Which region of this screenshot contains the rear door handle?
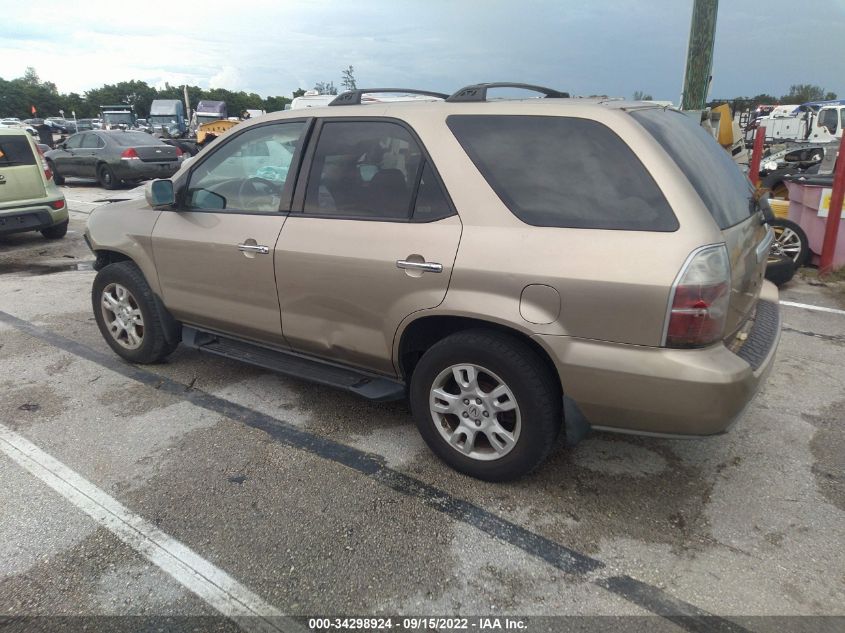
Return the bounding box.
[396,259,443,273]
[238,243,269,255]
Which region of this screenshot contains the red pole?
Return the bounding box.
[819,134,845,276]
[748,125,766,187]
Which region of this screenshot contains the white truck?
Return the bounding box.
[758,100,845,143]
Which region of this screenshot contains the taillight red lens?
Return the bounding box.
[665,245,731,348]
[36,145,53,181]
[174,146,183,157]
[121,147,139,159]
[50,199,65,210]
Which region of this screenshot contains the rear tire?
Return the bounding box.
[770,218,810,267]
[92,261,179,363]
[97,163,118,190]
[40,220,68,240]
[765,254,796,287]
[409,329,561,481]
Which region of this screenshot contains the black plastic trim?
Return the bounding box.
[329,88,448,106]
[182,326,405,401]
[735,300,780,371]
[447,82,569,103]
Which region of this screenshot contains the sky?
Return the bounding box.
[1,0,843,103]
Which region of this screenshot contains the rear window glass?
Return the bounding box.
[631,109,754,229]
[446,115,678,231]
[109,132,159,146]
[0,135,36,166]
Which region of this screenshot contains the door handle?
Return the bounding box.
[396,259,443,273]
[238,243,269,255]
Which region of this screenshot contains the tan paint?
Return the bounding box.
[87,98,779,438]
[275,215,461,373]
[151,211,288,345]
[519,285,560,325]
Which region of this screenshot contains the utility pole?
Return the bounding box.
[680,0,719,111]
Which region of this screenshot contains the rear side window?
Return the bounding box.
[81,134,105,149]
[0,135,36,166]
[303,121,423,220]
[446,115,678,231]
[631,109,754,229]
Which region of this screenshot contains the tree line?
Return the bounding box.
[706,84,838,113]
[0,67,359,120]
[634,84,838,110]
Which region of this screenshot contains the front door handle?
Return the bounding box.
[396,259,443,273]
[238,243,269,255]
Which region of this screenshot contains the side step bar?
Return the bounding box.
[182,327,406,402]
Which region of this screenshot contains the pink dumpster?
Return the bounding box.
[785,178,845,269]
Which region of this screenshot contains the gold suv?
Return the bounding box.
[85,84,781,481]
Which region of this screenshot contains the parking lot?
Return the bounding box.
[1,180,844,631]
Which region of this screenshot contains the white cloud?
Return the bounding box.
[1,0,843,101]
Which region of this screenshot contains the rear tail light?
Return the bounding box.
[664,245,731,348]
[49,199,65,210]
[36,145,53,181]
[120,147,139,160]
[174,146,183,157]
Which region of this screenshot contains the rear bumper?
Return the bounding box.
[536,281,781,437]
[0,199,68,235]
[113,159,180,181]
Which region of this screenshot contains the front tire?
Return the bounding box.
[410,330,561,481]
[92,261,179,363]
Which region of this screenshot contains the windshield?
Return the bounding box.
[103,113,133,125]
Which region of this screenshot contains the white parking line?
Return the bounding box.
[0,423,303,633]
[780,300,845,316]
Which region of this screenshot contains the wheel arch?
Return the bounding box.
[396,314,562,390]
[92,253,181,347]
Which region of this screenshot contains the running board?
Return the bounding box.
[182,327,405,402]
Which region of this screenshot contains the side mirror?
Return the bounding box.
[145,179,175,208]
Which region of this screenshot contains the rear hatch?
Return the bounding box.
[0,134,46,205]
[112,132,179,162]
[632,108,769,336]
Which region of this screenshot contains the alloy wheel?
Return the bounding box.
[429,364,521,461]
[100,283,144,350]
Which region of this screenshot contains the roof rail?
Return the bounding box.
[329,88,450,106]
[446,83,570,103]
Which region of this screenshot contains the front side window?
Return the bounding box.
[303,121,423,219]
[65,134,84,149]
[186,121,305,213]
[819,108,838,134]
[447,115,678,231]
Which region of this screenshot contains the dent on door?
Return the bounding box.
[275,215,462,374]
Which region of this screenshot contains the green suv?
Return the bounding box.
[0,128,68,239]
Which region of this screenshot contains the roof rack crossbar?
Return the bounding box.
[446,83,570,103]
[329,88,450,106]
